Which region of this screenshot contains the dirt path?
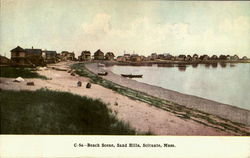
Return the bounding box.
[0,62,233,135]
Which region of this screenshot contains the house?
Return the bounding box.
[230,55,239,60]
[124,54,131,61]
[61,51,75,61]
[185,55,192,61]
[116,56,126,62]
[130,54,141,62]
[145,56,151,61]
[192,54,199,61]
[219,55,227,60]
[176,55,186,61]
[0,55,11,66]
[56,53,62,62]
[105,52,115,60]
[165,54,173,60]
[94,49,104,60]
[78,51,91,61]
[10,46,45,66]
[199,54,210,61]
[42,50,57,63]
[157,54,165,60]
[242,56,248,60]
[151,53,158,60]
[10,46,29,66]
[24,47,45,66]
[210,55,218,60]
[140,55,146,61]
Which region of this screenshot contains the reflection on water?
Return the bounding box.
[192,63,198,68]
[219,62,227,68]
[211,63,218,68]
[178,66,186,71]
[205,63,210,68]
[107,63,250,110]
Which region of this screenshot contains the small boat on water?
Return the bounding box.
[121,74,143,78]
[98,72,108,76]
[98,63,105,67]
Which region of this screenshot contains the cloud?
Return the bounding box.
[77,13,249,56]
[80,13,193,53]
[83,13,111,36]
[219,16,250,35]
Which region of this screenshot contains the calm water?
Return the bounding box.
[107,63,250,110]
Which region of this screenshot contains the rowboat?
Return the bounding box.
[98,63,105,67]
[98,72,108,76]
[121,74,143,78]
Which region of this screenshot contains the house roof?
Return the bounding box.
[178,55,186,58]
[131,54,139,57]
[25,48,42,54]
[11,46,25,52]
[94,49,104,56]
[61,51,69,54]
[81,51,91,55]
[105,52,115,57]
[43,50,57,55]
[61,51,74,56]
[0,55,11,60]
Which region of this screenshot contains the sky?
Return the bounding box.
[1,0,250,58]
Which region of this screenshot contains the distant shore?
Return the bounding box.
[82,59,250,68]
[85,62,250,126]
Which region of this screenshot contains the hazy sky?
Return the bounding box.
[1,0,250,58]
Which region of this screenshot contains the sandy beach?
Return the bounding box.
[1,61,249,135]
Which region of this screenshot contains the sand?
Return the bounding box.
[0,61,244,135]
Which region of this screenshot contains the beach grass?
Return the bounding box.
[0,66,47,79]
[71,63,250,136]
[0,89,138,135]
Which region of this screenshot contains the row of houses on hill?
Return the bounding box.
[116,53,248,62]
[78,49,115,61]
[6,46,249,66]
[116,54,147,62]
[10,46,77,66]
[150,53,245,61]
[9,46,115,66]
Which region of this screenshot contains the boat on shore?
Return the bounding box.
[98,72,108,76]
[121,74,143,78]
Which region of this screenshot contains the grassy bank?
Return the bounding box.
[72,63,250,136]
[0,66,47,79]
[0,89,137,135]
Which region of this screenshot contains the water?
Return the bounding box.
[107,63,250,110]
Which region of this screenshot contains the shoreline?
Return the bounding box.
[85,63,250,126]
[100,60,250,67]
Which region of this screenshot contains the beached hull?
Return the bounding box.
[121,74,143,78]
[98,72,108,76]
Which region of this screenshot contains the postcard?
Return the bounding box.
[0,0,249,157]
